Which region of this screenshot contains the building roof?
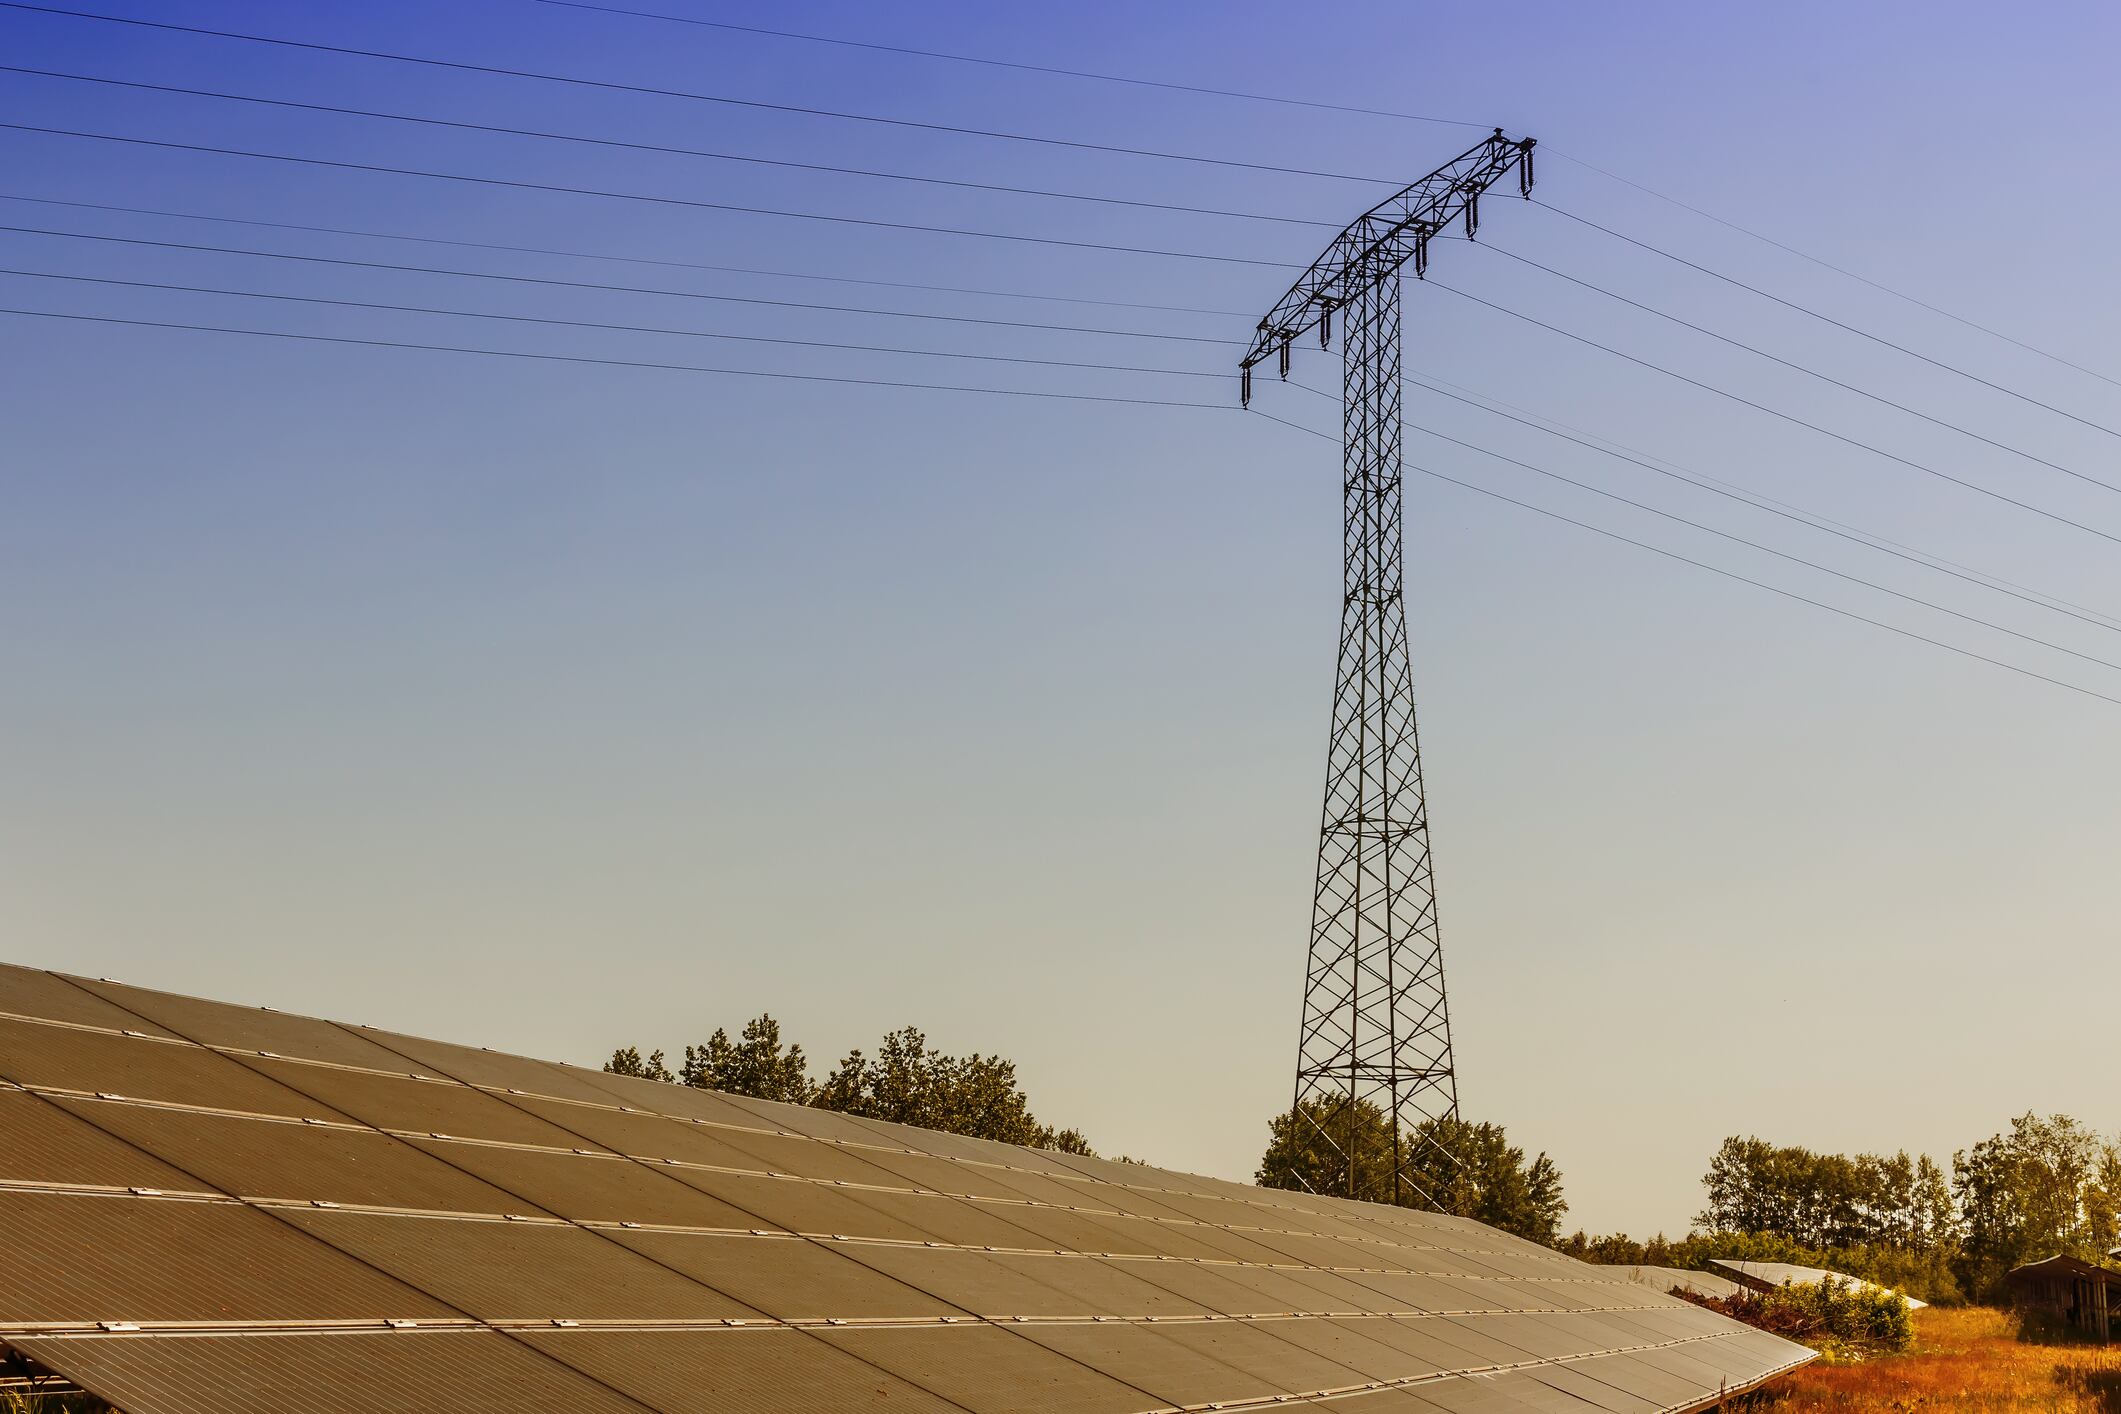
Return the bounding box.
[2007,1254,2121,1285]
[0,963,1816,1412]
[1709,1259,1928,1310]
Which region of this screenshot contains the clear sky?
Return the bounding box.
[3,0,2117,1238]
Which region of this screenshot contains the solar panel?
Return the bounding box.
[1709,1259,1927,1309]
[0,964,1813,1411]
[1603,1265,1746,1301]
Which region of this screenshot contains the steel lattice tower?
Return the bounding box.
[1241,131,1535,1205]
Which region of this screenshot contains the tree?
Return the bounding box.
[1954,1112,2113,1298]
[680,1015,812,1103]
[603,1016,1095,1151]
[1255,1102,1567,1243]
[603,1046,673,1083]
[1901,1153,1957,1254]
[1697,1137,1960,1253]
[1556,1227,1965,1305]
[2089,1144,2121,1256]
[1256,1098,1403,1204]
[1404,1116,1568,1245]
[815,1025,1067,1147]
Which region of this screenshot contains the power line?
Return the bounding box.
[0,2,1398,187]
[14,284,2113,710]
[1250,408,2121,711]
[1540,147,2121,394]
[0,65,1338,231]
[0,265,1233,379]
[0,192,1253,317]
[60,0,2075,402]
[1277,369,2121,637]
[528,0,1492,130]
[500,0,2121,397]
[0,222,1246,345]
[0,305,1232,407]
[1383,370,2121,637]
[1426,277,2121,549]
[1281,372,2121,665]
[1399,415,2121,677]
[1476,238,2121,499]
[1528,198,2121,442]
[0,123,1295,270]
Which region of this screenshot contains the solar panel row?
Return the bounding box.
[1605,1268,1746,1302]
[0,964,1812,1412]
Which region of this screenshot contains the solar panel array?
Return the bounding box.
[1710,1260,1926,1310]
[1604,1268,1746,1302]
[0,964,1812,1412]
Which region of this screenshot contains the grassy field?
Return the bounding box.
[1741,1306,2121,1412]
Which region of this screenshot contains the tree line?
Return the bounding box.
[604,1015,1567,1241]
[1560,1113,2121,1302]
[606,1014,2116,1305]
[604,1014,1093,1154]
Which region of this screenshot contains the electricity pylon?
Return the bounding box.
[1242,130,1535,1205]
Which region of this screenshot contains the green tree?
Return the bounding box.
[1255,1102,1567,1243]
[815,1025,1074,1147]
[681,1015,812,1103]
[1256,1098,1403,1204]
[1404,1116,1568,1245]
[1697,1136,1960,1253]
[1954,1112,2113,1297]
[603,1046,674,1083]
[2089,1144,2121,1255]
[1909,1153,1957,1254]
[602,1016,1095,1152]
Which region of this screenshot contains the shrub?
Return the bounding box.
[1682,1277,1915,1361]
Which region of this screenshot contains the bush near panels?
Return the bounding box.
[1682,1276,1915,1362]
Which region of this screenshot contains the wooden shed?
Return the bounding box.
[2006,1255,2121,1342]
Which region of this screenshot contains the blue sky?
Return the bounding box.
[3,0,2117,1237]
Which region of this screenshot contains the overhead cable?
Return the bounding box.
[1284,373,2121,665]
[527,0,1492,130]
[1389,371,2121,636]
[1529,198,2121,440]
[0,222,1244,344]
[0,192,1252,317]
[1401,416,2121,676]
[0,305,1233,407]
[1477,239,2121,499]
[14,285,2110,709]
[0,124,1295,269]
[0,266,1233,378]
[0,3,1399,186]
[1250,409,2121,711]
[509,0,2121,394]
[1282,371,2121,637]
[1427,278,2121,548]
[0,66,1339,230]
[1539,148,2121,393]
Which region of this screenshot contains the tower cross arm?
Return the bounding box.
[1239,129,1534,393]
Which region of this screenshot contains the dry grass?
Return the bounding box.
[0,1391,107,1413]
[1739,1306,2121,1412]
